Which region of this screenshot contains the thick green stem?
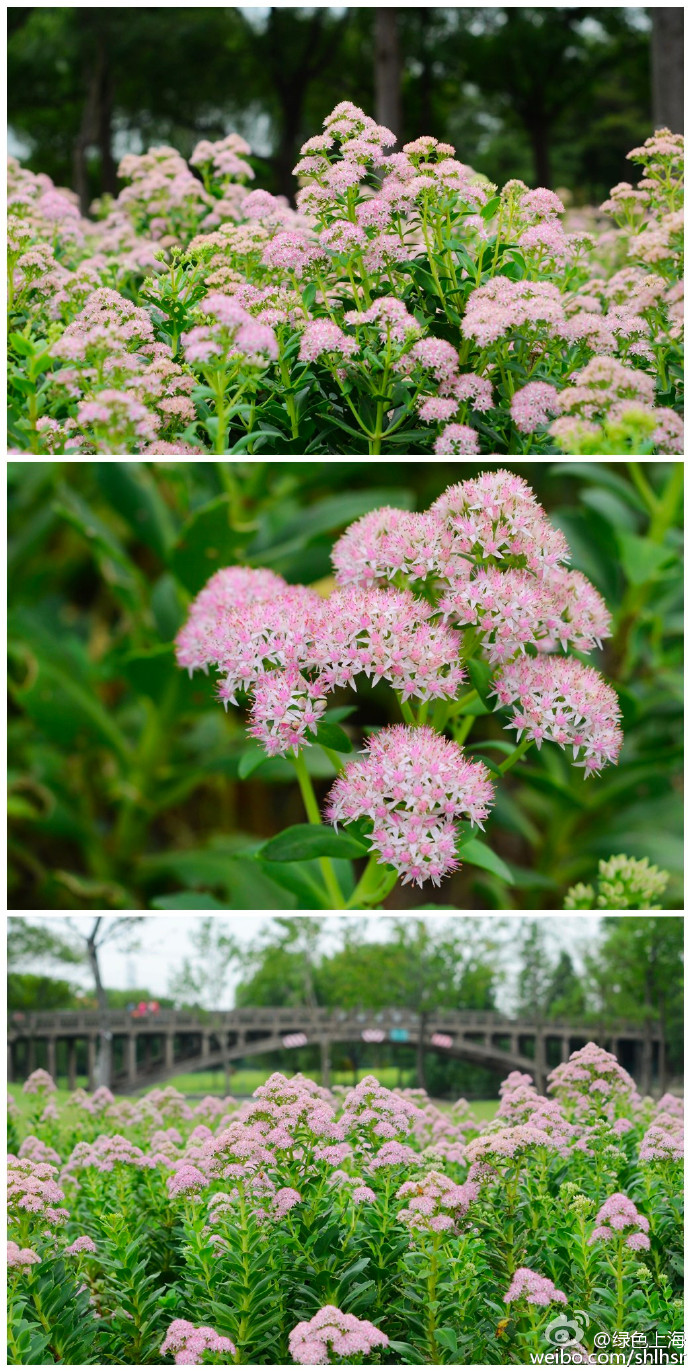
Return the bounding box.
[291,752,345,909]
[348,853,398,909]
[497,736,533,774]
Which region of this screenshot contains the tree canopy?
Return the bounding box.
[8,7,658,207]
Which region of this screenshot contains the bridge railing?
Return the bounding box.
[8,1007,658,1037]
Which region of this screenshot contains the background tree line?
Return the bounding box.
[8,7,683,214]
[8,914,683,1095]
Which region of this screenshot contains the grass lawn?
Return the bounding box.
[9,1076,499,1119]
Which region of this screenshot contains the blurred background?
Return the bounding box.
[7,460,683,911]
[7,6,684,213]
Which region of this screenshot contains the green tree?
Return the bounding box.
[587,916,683,1090]
[543,950,588,1020]
[8,915,142,1085]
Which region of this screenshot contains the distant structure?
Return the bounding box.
[7,1006,665,1096]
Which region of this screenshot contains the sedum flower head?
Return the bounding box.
[396,1170,478,1233]
[505,1267,567,1306]
[325,724,494,887]
[431,469,570,571]
[492,656,622,775]
[7,1241,41,1271]
[22,1068,57,1096]
[160,1319,236,1366]
[248,667,328,757]
[588,1192,650,1249]
[289,1306,388,1365]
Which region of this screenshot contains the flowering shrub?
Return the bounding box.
[174,469,625,907]
[7,1052,683,1363]
[8,110,683,455]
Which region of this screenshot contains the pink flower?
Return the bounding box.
[7,1241,41,1271]
[434,423,480,455]
[396,1170,478,1233]
[431,469,570,571]
[331,507,454,589]
[505,1267,567,1307]
[588,1193,650,1249]
[64,1235,97,1256]
[166,1164,208,1198]
[160,1319,236,1366]
[510,382,563,433]
[325,725,494,888]
[271,1187,301,1219]
[298,319,359,362]
[492,657,623,775]
[248,667,328,757]
[289,1306,388,1365]
[22,1069,57,1096]
[262,230,325,276]
[462,277,565,345]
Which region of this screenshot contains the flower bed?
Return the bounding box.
[7,1049,683,1364]
[8,108,683,455]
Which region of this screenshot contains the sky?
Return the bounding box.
[9,913,600,1013]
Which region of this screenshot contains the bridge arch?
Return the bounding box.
[8,1007,663,1097]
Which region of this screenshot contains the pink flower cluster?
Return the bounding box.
[7,1240,41,1271]
[64,1235,97,1256]
[505,1267,567,1306]
[325,725,494,887]
[182,292,278,367]
[465,1123,555,1165]
[491,658,623,775]
[639,1122,683,1163]
[22,1068,57,1096]
[8,1156,70,1227]
[160,1319,236,1366]
[548,1043,636,1108]
[589,1193,651,1250]
[339,1075,421,1141]
[288,1305,388,1365]
[396,1170,478,1233]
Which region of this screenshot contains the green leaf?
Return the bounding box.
[9,649,131,761]
[481,195,500,220]
[458,836,514,884]
[238,746,269,780]
[170,495,254,595]
[315,720,353,753]
[96,463,176,559]
[150,893,226,909]
[467,657,494,705]
[260,823,368,862]
[53,485,141,605]
[617,532,674,586]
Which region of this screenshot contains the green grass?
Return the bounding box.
[9,1077,499,1118]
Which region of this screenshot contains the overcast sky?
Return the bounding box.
[9,914,600,1014]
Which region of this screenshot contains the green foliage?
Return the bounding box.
[7,1066,683,1364]
[7,460,683,910]
[8,7,653,205]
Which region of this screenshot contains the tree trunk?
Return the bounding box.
[640,970,654,1096]
[73,29,115,211]
[527,119,551,188]
[86,919,112,1089]
[657,992,666,1093]
[417,9,433,137]
[651,9,684,133]
[416,1013,427,1092]
[375,8,402,144]
[98,55,117,195]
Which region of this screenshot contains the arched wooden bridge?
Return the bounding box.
[7,1006,663,1095]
